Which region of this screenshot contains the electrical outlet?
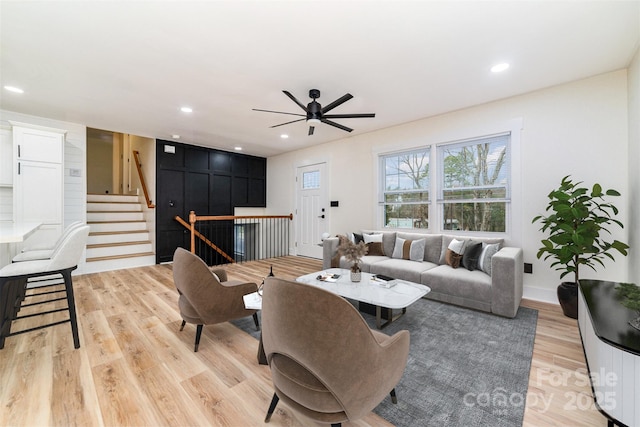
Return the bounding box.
[69,168,81,177]
[524,263,533,274]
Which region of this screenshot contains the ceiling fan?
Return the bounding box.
[253,89,375,135]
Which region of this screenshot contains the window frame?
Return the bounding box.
[436,132,511,234]
[379,147,432,230]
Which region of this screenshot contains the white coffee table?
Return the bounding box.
[296,268,430,329]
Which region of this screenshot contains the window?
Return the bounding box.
[302,170,320,189]
[438,134,510,232]
[381,149,430,229]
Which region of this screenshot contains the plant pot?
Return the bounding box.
[557,282,578,319]
[350,265,362,282]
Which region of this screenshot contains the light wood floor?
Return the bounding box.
[0,256,607,426]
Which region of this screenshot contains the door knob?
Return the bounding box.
[318,214,325,219]
[169,200,175,207]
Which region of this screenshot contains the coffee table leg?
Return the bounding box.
[376,306,408,329]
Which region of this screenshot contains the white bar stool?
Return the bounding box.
[12,221,83,262]
[0,225,90,349]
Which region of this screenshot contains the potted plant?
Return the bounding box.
[337,239,368,282]
[532,175,629,318]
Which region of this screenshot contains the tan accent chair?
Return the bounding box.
[261,277,410,427]
[172,247,259,352]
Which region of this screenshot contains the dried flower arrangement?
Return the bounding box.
[337,237,368,272]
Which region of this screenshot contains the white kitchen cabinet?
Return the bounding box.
[11,122,66,247]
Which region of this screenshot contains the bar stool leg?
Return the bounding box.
[62,270,81,349]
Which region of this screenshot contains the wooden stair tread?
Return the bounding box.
[87,240,151,249]
[87,210,142,213]
[89,230,148,236]
[87,200,141,204]
[86,252,155,262]
[87,220,146,224]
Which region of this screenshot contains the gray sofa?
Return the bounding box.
[322,231,523,318]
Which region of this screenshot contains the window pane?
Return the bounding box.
[438,133,510,233]
[382,149,430,230]
[442,136,508,190]
[384,203,429,229]
[302,170,320,189]
[384,151,429,191]
[441,202,506,232]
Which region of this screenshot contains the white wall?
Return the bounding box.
[628,47,640,284]
[267,70,631,303]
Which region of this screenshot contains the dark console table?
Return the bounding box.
[578,280,640,427]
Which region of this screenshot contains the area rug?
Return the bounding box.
[231,297,538,427]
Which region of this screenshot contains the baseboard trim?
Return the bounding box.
[523,285,558,305]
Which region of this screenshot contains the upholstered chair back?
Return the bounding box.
[261,277,410,424]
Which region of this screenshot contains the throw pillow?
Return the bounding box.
[366,242,385,256]
[363,233,383,244]
[478,242,500,276]
[448,238,466,255]
[351,232,364,244]
[392,237,426,262]
[391,237,406,259]
[445,249,463,268]
[461,241,483,271]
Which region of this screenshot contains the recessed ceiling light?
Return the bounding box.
[280,134,289,139]
[234,146,242,151]
[180,106,193,113]
[171,134,180,139]
[491,63,510,73]
[4,85,24,94]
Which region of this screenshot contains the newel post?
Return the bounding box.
[189,210,196,253]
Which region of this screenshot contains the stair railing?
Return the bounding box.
[132,150,155,208]
[174,210,293,266]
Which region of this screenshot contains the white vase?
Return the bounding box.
[350,265,361,282]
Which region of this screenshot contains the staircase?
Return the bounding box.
[84,194,155,274]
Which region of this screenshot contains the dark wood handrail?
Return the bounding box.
[132,150,155,209]
[193,214,294,221]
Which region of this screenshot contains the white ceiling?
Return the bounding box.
[1,1,639,157]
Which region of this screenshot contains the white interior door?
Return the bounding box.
[296,163,328,259]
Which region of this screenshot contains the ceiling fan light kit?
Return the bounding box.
[253,89,375,136]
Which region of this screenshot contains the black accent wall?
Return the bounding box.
[155,140,267,263]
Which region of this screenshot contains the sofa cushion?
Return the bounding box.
[370,258,438,283]
[362,230,396,257]
[339,255,388,273]
[397,232,442,264]
[478,242,501,276]
[367,242,385,256]
[439,235,504,264]
[461,240,483,271]
[421,265,492,303]
[391,237,426,262]
[445,249,463,268]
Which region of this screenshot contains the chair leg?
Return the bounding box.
[264,393,279,423]
[253,312,260,331]
[390,388,398,404]
[179,320,186,331]
[62,270,81,349]
[194,324,203,352]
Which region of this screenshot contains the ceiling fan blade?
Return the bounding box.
[283,91,309,112]
[321,93,353,114]
[253,108,305,117]
[270,118,305,128]
[321,119,353,132]
[323,113,376,119]
[308,126,315,136]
